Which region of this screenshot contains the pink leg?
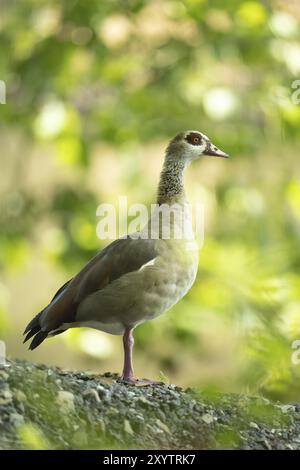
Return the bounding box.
[121,327,135,381]
[120,327,163,386]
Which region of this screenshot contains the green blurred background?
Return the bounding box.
[1,0,300,402]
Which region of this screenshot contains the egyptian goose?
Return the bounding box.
[24,131,228,385]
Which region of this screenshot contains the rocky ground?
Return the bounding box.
[1,359,300,450]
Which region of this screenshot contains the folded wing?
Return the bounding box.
[24,237,158,349]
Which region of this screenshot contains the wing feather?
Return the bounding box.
[24,237,158,348]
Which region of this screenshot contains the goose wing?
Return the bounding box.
[24,237,158,349]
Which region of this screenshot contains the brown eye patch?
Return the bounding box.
[185,132,202,146]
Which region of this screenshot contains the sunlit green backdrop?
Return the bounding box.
[1,0,300,402]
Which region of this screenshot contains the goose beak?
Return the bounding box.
[204,144,229,158]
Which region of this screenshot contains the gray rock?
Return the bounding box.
[56,390,75,412]
[1,359,300,450]
[9,413,24,427]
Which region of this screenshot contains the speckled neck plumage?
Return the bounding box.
[157,154,187,205]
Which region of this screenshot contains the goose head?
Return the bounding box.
[167,130,229,162]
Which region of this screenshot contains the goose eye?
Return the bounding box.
[185,132,202,146]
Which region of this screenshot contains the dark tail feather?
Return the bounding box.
[24,310,48,350]
[29,331,48,350]
[23,325,40,344]
[23,310,44,335]
[24,280,71,349]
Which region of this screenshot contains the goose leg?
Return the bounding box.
[120,327,163,386]
[121,326,135,382]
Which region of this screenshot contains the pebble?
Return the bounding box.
[14,390,26,402]
[201,413,214,424]
[0,388,12,405]
[279,404,295,414]
[135,396,152,406]
[103,372,118,378]
[124,419,134,435]
[56,390,75,412]
[262,439,272,450]
[156,419,171,434]
[83,388,100,403]
[106,407,118,415]
[96,385,111,401]
[0,370,9,380]
[9,413,24,427]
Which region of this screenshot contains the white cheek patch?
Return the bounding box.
[188,141,206,159]
[199,142,206,153]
